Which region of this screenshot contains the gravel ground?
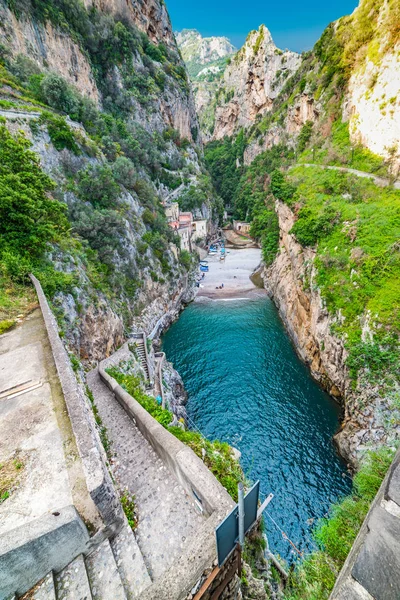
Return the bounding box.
[196,248,265,299]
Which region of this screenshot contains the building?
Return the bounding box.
[165,204,209,253]
[233,221,251,234]
[164,202,180,223]
[192,219,207,242]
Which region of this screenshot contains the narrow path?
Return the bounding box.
[86,366,205,581]
[295,163,400,189]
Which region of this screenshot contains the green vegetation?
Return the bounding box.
[284,446,396,600]
[0,454,25,504]
[106,365,245,500]
[0,0,211,334]
[86,386,112,458]
[205,140,294,264]
[285,166,400,387]
[120,493,138,530]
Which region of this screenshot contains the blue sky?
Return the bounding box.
[167,0,359,52]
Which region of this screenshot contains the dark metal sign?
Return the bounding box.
[215,505,239,567]
[215,481,260,567]
[244,481,260,534]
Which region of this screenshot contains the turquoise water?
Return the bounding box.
[162,297,351,560]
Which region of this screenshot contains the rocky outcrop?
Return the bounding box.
[262,201,347,398]
[176,29,236,67]
[244,94,321,164]
[263,201,400,466]
[176,29,237,141]
[0,1,99,101]
[212,26,301,140]
[343,42,400,174]
[83,0,176,47]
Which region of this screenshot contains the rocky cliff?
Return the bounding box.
[263,197,400,466]
[241,0,400,169]
[211,26,301,140]
[0,0,216,364]
[176,29,237,141]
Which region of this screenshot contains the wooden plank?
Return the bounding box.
[210,554,240,600]
[193,566,220,600]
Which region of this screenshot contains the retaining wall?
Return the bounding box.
[30,275,123,530]
[330,445,400,600]
[99,362,236,600]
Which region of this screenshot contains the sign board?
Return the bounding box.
[215,481,260,567]
[215,505,238,567]
[244,481,260,534]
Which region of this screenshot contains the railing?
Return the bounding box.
[154,352,166,409]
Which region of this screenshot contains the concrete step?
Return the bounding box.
[110,521,152,599]
[55,554,92,600]
[21,573,57,600]
[85,540,126,600]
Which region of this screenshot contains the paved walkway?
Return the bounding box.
[0,309,94,535]
[296,163,400,189]
[87,364,205,580]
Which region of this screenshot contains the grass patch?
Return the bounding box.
[106,364,245,500]
[284,446,396,599]
[0,453,25,504]
[86,385,112,459]
[120,493,138,530]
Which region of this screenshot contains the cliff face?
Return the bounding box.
[264,201,400,465]
[344,41,400,172]
[176,29,237,141]
[212,26,301,140]
[0,1,99,100]
[0,0,211,363]
[83,0,176,46]
[242,0,400,168]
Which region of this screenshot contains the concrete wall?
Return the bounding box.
[30,276,123,531]
[99,363,236,599]
[330,445,400,600]
[0,506,89,599]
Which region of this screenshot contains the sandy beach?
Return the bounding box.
[195,247,265,299]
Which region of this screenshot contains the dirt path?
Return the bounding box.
[296,163,400,189]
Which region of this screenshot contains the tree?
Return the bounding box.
[0,121,68,258]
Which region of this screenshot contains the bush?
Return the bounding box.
[0,121,68,258]
[179,249,192,270]
[39,72,80,117]
[76,164,120,209]
[40,112,80,154]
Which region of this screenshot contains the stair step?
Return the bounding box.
[21,572,56,600]
[85,540,126,600]
[55,554,92,600]
[110,521,152,599]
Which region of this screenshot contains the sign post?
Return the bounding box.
[238,482,245,548]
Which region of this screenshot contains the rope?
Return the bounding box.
[264,510,304,557]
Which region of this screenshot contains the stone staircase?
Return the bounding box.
[134,336,150,382]
[18,521,151,600]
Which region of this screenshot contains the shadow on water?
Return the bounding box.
[162,297,351,561]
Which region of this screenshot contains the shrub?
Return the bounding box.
[76,164,120,209]
[40,112,80,154]
[39,72,80,117]
[0,121,68,258]
[112,157,136,189]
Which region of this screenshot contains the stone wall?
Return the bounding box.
[30,275,124,530]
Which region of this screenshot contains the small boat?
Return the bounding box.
[200,265,209,272]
